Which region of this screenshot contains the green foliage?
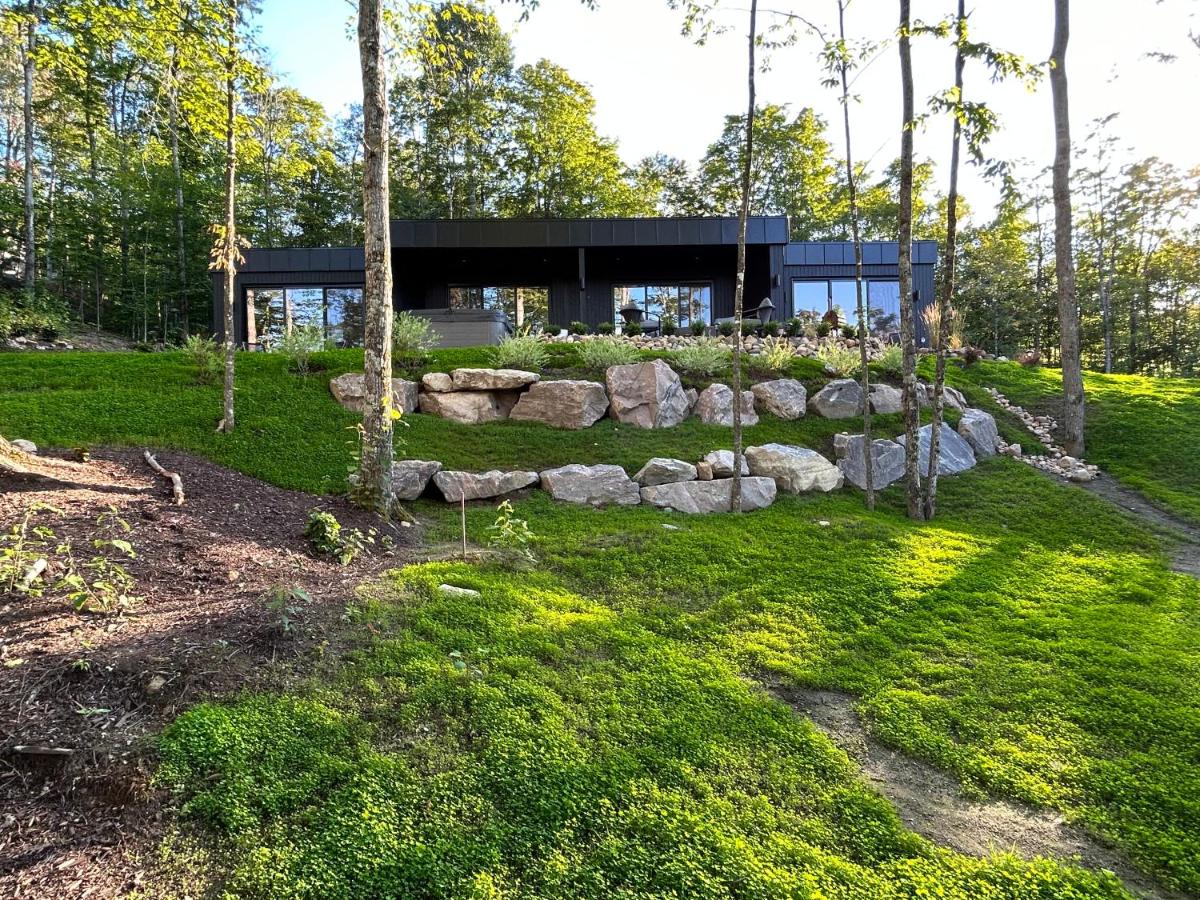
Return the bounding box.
[489,334,548,371]
[596,322,615,335]
[55,506,139,613]
[754,336,798,375]
[622,321,642,337]
[671,338,730,378]
[486,499,536,564]
[785,316,803,337]
[393,312,436,371]
[739,319,758,337]
[660,314,677,336]
[577,336,640,371]
[1,503,58,596]
[841,324,857,339]
[276,325,325,375]
[717,320,735,337]
[182,335,222,385]
[816,321,832,338]
[816,343,862,378]
[0,285,71,341]
[262,585,313,635]
[568,321,589,335]
[876,344,903,377]
[689,320,706,336]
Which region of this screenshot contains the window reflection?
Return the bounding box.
[449,285,549,330]
[612,283,712,328]
[245,286,364,348]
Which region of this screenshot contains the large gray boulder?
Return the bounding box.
[957,408,999,459]
[450,367,539,391]
[540,464,641,506]
[869,383,903,415]
[834,435,906,490]
[702,449,748,478]
[330,373,419,414]
[393,459,443,500]
[808,379,865,419]
[751,379,807,420]
[896,422,977,476]
[634,457,697,486]
[421,372,454,393]
[745,443,843,493]
[640,477,777,514]
[605,359,691,429]
[433,469,539,502]
[418,390,509,425]
[510,380,609,429]
[695,384,758,427]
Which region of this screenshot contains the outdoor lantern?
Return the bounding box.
[755,297,776,323]
[619,304,644,325]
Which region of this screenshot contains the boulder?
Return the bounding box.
[421,372,454,393]
[808,378,865,419]
[895,423,977,476]
[745,443,844,493]
[702,449,748,478]
[509,380,609,429]
[329,373,419,414]
[696,460,714,481]
[393,459,442,501]
[10,438,37,454]
[418,390,508,425]
[957,408,999,459]
[695,384,758,427]
[540,464,641,506]
[433,469,539,502]
[605,359,691,429]
[869,383,903,415]
[685,387,699,414]
[450,367,539,391]
[751,379,807,420]
[634,457,697,486]
[916,383,967,413]
[640,476,777,514]
[834,435,906,490]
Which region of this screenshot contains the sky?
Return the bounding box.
[255,0,1200,218]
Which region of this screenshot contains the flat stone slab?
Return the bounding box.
[957,408,999,459]
[510,380,609,429]
[640,476,777,514]
[751,379,807,419]
[702,449,748,478]
[606,359,690,429]
[419,390,510,425]
[329,373,419,414]
[539,463,641,506]
[745,443,843,493]
[835,435,906,490]
[433,469,539,502]
[634,457,698,486]
[695,384,758,427]
[393,459,442,501]
[808,379,864,419]
[450,368,539,391]
[896,423,977,476]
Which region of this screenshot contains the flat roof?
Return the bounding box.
[388,216,791,248]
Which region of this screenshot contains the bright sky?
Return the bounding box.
[256,0,1200,218]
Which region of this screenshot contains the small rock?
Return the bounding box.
[11,439,37,454]
[145,675,167,695]
[702,449,749,478]
[438,584,481,598]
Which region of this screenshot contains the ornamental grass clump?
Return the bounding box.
[755,336,797,375]
[876,344,903,377]
[578,336,640,371]
[276,325,325,375]
[816,343,862,378]
[490,334,548,371]
[672,338,730,378]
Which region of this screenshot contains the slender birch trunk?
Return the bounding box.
[169,39,188,340]
[22,1,36,298]
[356,0,395,515]
[218,0,237,432]
[897,0,922,520]
[1050,0,1085,457]
[730,0,758,514]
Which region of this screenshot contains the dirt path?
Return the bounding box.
[768,684,1188,900]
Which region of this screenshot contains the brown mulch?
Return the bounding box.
[0,449,421,898]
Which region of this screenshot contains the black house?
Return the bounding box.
[212,216,937,346]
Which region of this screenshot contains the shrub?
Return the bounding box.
[304,509,372,565]
[660,314,677,337]
[597,321,615,335]
[490,334,548,371]
[1017,349,1042,367]
[785,317,802,337]
[717,321,735,337]
[183,334,222,384]
[876,344,903,376]
[0,285,70,341]
[672,337,730,378]
[569,321,589,335]
[755,336,797,375]
[816,321,832,338]
[276,325,324,375]
[487,499,536,565]
[816,343,862,378]
[393,312,435,369]
[689,320,706,336]
[759,320,780,338]
[841,324,857,340]
[740,319,758,337]
[962,345,984,367]
[578,336,640,370]
[623,321,643,337]
[546,322,566,336]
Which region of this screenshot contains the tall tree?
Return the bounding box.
[356,0,394,515]
[897,0,921,520]
[21,0,35,297]
[1050,0,1085,457]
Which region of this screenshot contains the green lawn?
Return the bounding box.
[5,349,1200,897]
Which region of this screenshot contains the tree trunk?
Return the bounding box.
[922,0,965,521]
[1050,0,1085,457]
[897,0,923,520]
[356,0,395,515]
[22,1,36,298]
[730,0,758,514]
[837,0,873,511]
[169,40,188,340]
[219,1,237,433]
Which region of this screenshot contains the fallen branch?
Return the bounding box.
[143,450,185,505]
[19,559,47,592]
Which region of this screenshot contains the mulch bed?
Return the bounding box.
[0,448,421,898]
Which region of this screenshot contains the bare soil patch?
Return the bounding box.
[0,448,420,898]
[768,683,1187,900]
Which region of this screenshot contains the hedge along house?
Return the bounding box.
[211,216,937,347]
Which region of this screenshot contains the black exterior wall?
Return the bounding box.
[213,217,936,344]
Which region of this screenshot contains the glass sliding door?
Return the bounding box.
[449,285,550,330]
[612,283,712,329]
[791,281,829,318]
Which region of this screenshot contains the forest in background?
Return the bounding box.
[1,0,1199,375]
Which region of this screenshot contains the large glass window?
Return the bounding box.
[612,283,712,328]
[791,278,900,334]
[246,286,363,348]
[449,285,549,330]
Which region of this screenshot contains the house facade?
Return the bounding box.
[212,216,937,346]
